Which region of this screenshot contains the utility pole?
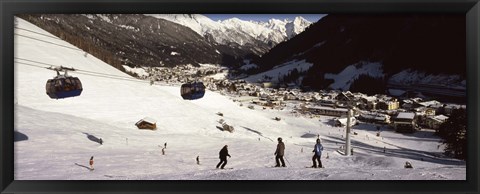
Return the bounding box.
[345,106,352,156]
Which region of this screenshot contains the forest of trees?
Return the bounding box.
[349,75,387,96]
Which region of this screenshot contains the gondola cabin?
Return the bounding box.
[45,73,83,99]
[180,82,206,100]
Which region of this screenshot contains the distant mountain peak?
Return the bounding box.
[146,14,313,51]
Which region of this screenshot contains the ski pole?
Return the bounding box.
[284,156,292,167]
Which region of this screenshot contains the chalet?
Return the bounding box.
[426,115,449,130]
[318,99,336,107]
[414,107,436,127]
[393,112,417,133]
[284,92,297,100]
[335,91,354,103]
[334,116,358,127]
[418,100,442,108]
[306,106,350,117]
[377,99,399,110]
[359,96,377,110]
[401,99,417,110]
[358,113,391,124]
[135,117,157,130]
[443,104,466,115]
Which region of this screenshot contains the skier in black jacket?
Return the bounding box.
[216,145,231,169]
[274,137,286,167]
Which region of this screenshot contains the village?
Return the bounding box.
[136,64,466,134]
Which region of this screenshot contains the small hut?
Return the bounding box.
[222,123,234,133]
[135,117,157,130]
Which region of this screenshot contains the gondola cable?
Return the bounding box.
[15,58,156,84]
[15,57,139,80]
[14,27,62,40]
[15,33,84,52]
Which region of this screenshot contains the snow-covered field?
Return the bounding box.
[13,17,466,180]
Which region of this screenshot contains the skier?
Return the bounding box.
[216,145,231,169]
[196,155,200,165]
[311,138,324,168]
[162,147,165,155]
[274,137,286,167]
[89,156,94,170]
[164,142,167,149]
[99,138,103,145]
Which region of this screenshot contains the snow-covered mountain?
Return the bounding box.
[252,14,466,101]
[146,14,313,48]
[14,17,466,181]
[19,14,311,70]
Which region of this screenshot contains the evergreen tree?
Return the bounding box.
[437,108,467,160]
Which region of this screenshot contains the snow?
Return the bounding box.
[244,60,313,83]
[118,25,136,31]
[396,112,415,120]
[122,65,149,77]
[96,14,112,23]
[170,52,180,56]
[140,117,157,124]
[13,17,466,180]
[389,69,466,89]
[325,62,384,90]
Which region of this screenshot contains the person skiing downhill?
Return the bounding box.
[216,145,231,169]
[312,138,324,168]
[274,137,286,167]
[89,156,94,170]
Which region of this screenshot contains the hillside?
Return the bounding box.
[17,14,254,69]
[14,17,465,180]
[252,14,466,94]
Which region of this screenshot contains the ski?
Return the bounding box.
[305,166,325,169]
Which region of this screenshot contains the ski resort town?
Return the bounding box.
[127,64,465,134]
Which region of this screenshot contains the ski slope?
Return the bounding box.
[13,17,466,180]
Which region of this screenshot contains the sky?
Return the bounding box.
[204,14,326,23]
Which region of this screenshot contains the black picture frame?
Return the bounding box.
[1,0,479,193]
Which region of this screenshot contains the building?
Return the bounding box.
[135,117,157,130]
[306,106,349,117]
[393,112,417,133]
[377,99,399,110]
[426,115,449,130]
[335,91,354,103]
[443,104,466,115]
[334,116,358,127]
[358,112,391,124]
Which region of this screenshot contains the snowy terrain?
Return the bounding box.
[244,60,313,83]
[14,17,466,180]
[146,14,312,47]
[324,62,384,90]
[388,69,466,89]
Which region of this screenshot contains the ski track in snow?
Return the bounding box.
[13,17,466,180]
